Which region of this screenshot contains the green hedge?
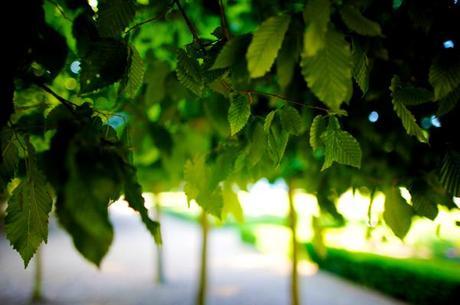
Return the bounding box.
[239,227,460,304]
[305,244,460,305]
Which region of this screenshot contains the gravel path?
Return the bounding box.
[0,211,405,305]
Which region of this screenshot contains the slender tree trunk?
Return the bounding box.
[154,193,165,284]
[196,210,209,305]
[288,182,300,305]
[31,246,43,302]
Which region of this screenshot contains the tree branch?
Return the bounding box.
[35,83,78,114]
[241,90,330,113]
[218,0,231,41]
[173,0,206,52]
[125,1,174,34]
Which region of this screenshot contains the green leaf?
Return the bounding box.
[228,94,250,135]
[440,150,460,197]
[429,55,460,100]
[247,123,266,166]
[211,36,250,70]
[222,181,244,223]
[0,131,19,182]
[5,152,52,267]
[279,105,303,136]
[246,15,291,78]
[264,110,277,132]
[437,85,460,116]
[409,181,439,220]
[383,187,413,239]
[80,39,129,93]
[184,156,223,218]
[184,156,208,201]
[97,0,136,37]
[340,5,382,36]
[276,25,302,88]
[309,115,327,151]
[321,117,361,170]
[393,87,434,106]
[390,76,428,143]
[267,122,289,165]
[144,61,171,104]
[301,28,353,111]
[176,49,204,96]
[124,166,162,244]
[351,41,370,95]
[196,188,223,218]
[119,45,144,97]
[303,0,331,57]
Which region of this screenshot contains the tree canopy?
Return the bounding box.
[1,0,460,267]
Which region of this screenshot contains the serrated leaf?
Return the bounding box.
[124,166,162,244]
[309,115,327,150]
[176,49,204,96]
[247,123,266,166]
[393,87,434,106]
[80,39,129,93]
[0,131,19,180]
[390,77,428,143]
[264,110,277,132]
[267,122,289,165]
[440,150,460,197]
[119,45,144,97]
[383,187,413,239]
[301,28,353,111]
[412,195,438,220]
[321,117,361,170]
[351,40,370,95]
[246,15,291,78]
[429,55,460,100]
[97,0,136,37]
[222,181,244,223]
[5,157,52,267]
[340,5,382,36]
[277,26,302,88]
[303,0,331,57]
[437,85,460,116]
[228,94,250,135]
[211,36,250,70]
[279,105,303,135]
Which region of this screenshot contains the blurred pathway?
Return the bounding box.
[0,209,405,305]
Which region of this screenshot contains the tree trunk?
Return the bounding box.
[196,210,209,305]
[154,193,165,284]
[31,246,43,302]
[288,182,300,305]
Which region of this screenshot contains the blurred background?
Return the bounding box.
[1,180,459,305]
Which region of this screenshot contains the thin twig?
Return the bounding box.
[218,0,231,40]
[125,1,174,34]
[241,90,330,113]
[36,83,78,110]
